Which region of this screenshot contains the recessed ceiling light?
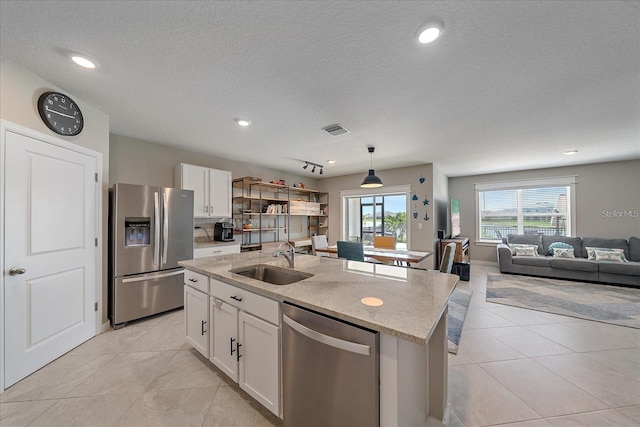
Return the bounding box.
[417,21,444,44]
[71,55,97,69]
[234,118,251,127]
[327,160,336,164]
[563,150,578,155]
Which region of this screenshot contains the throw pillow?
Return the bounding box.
[509,243,539,256]
[595,250,627,262]
[548,241,574,256]
[553,248,575,258]
[585,247,628,262]
[515,246,538,257]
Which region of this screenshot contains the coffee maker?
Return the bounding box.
[214,222,234,241]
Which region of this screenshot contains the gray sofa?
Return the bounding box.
[497,234,640,287]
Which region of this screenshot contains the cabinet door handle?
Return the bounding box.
[230,295,243,302]
[236,342,242,361]
[204,205,209,213]
[230,337,235,355]
[201,320,207,335]
[210,205,214,215]
[188,278,198,282]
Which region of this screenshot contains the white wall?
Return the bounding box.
[0,58,111,324]
[449,159,640,263]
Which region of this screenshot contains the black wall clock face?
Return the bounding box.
[37,91,84,136]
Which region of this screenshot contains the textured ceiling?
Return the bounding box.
[1,1,638,178]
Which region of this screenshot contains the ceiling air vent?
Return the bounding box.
[322,123,350,136]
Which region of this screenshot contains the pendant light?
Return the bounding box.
[360,146,383,188]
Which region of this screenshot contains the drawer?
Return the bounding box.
[184,269,208,293]
[194,244,240,259]
[210,278,279,325]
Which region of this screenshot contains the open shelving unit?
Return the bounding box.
[232,177,328,252]
[232,177,290,251]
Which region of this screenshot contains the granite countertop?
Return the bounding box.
[179,249,458,345]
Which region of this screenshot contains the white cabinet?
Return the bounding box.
[209,278,281,416]
[175,163,232,217]
[211,298,239,380]
[184,285,209,358]
[193,244,240,259]
[238,310,280,416]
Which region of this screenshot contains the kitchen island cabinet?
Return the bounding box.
[180,250,456,426]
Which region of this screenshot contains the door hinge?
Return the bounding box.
[95,238,98,247]
[94,302,98,311]
[95,173,98,182]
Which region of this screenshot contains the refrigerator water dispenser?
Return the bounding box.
[124,218,151,246]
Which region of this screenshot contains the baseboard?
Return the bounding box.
[99,321,111,334]
[468,259,498,267]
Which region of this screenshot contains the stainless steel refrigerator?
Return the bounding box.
[109,183,194,328]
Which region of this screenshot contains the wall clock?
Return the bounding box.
[37,91,84,136]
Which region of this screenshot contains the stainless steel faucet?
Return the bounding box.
[273,242,296,268]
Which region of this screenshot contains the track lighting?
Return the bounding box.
[301,160,324,175]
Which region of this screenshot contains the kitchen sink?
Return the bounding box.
[230,264,313,285]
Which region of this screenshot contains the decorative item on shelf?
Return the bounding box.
[270,179,287,186]
[423,198,429,206]
[293,182,305,188]
[360,146,383,188]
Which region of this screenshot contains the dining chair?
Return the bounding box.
[373,236,396,249]
[372,236,397,265]
[337,240,365,262]
[311,235,329,256]
[439,242,457,274]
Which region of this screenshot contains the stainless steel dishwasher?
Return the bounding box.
[282,302,379,427]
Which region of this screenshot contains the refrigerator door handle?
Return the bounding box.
[154,191,160,266]
[282,314,371,356]
[121,269,184,283]
[162,192,169,264]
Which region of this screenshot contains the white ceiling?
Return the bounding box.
[1,1,638,178]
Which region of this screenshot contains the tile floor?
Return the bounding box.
[1,263,638,426]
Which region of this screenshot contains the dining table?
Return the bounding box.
[314,245,433,265]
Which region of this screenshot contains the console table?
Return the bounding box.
[439,237,470,264]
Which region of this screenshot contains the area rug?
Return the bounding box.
[486,274,640,329]
[448,288,473,354]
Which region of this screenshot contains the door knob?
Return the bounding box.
[9,267,26,276]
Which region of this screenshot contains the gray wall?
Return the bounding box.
[449,159,640,263]
[317,164,438,268]
[110,134,317,189]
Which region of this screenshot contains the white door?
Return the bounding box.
[4,130,98,387]
[209,168,231,217]
[211,298,238,381]
[239,311,280,416]
[184,286,209,357]
[182,164,209,216]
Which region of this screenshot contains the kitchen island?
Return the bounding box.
[179,248,457,427]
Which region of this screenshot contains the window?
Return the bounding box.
[475,176,576,242]
[340,186,409,248]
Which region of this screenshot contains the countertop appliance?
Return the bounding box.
[214,221,234,241]
[282,302,379,427]
[109,183,193,328]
